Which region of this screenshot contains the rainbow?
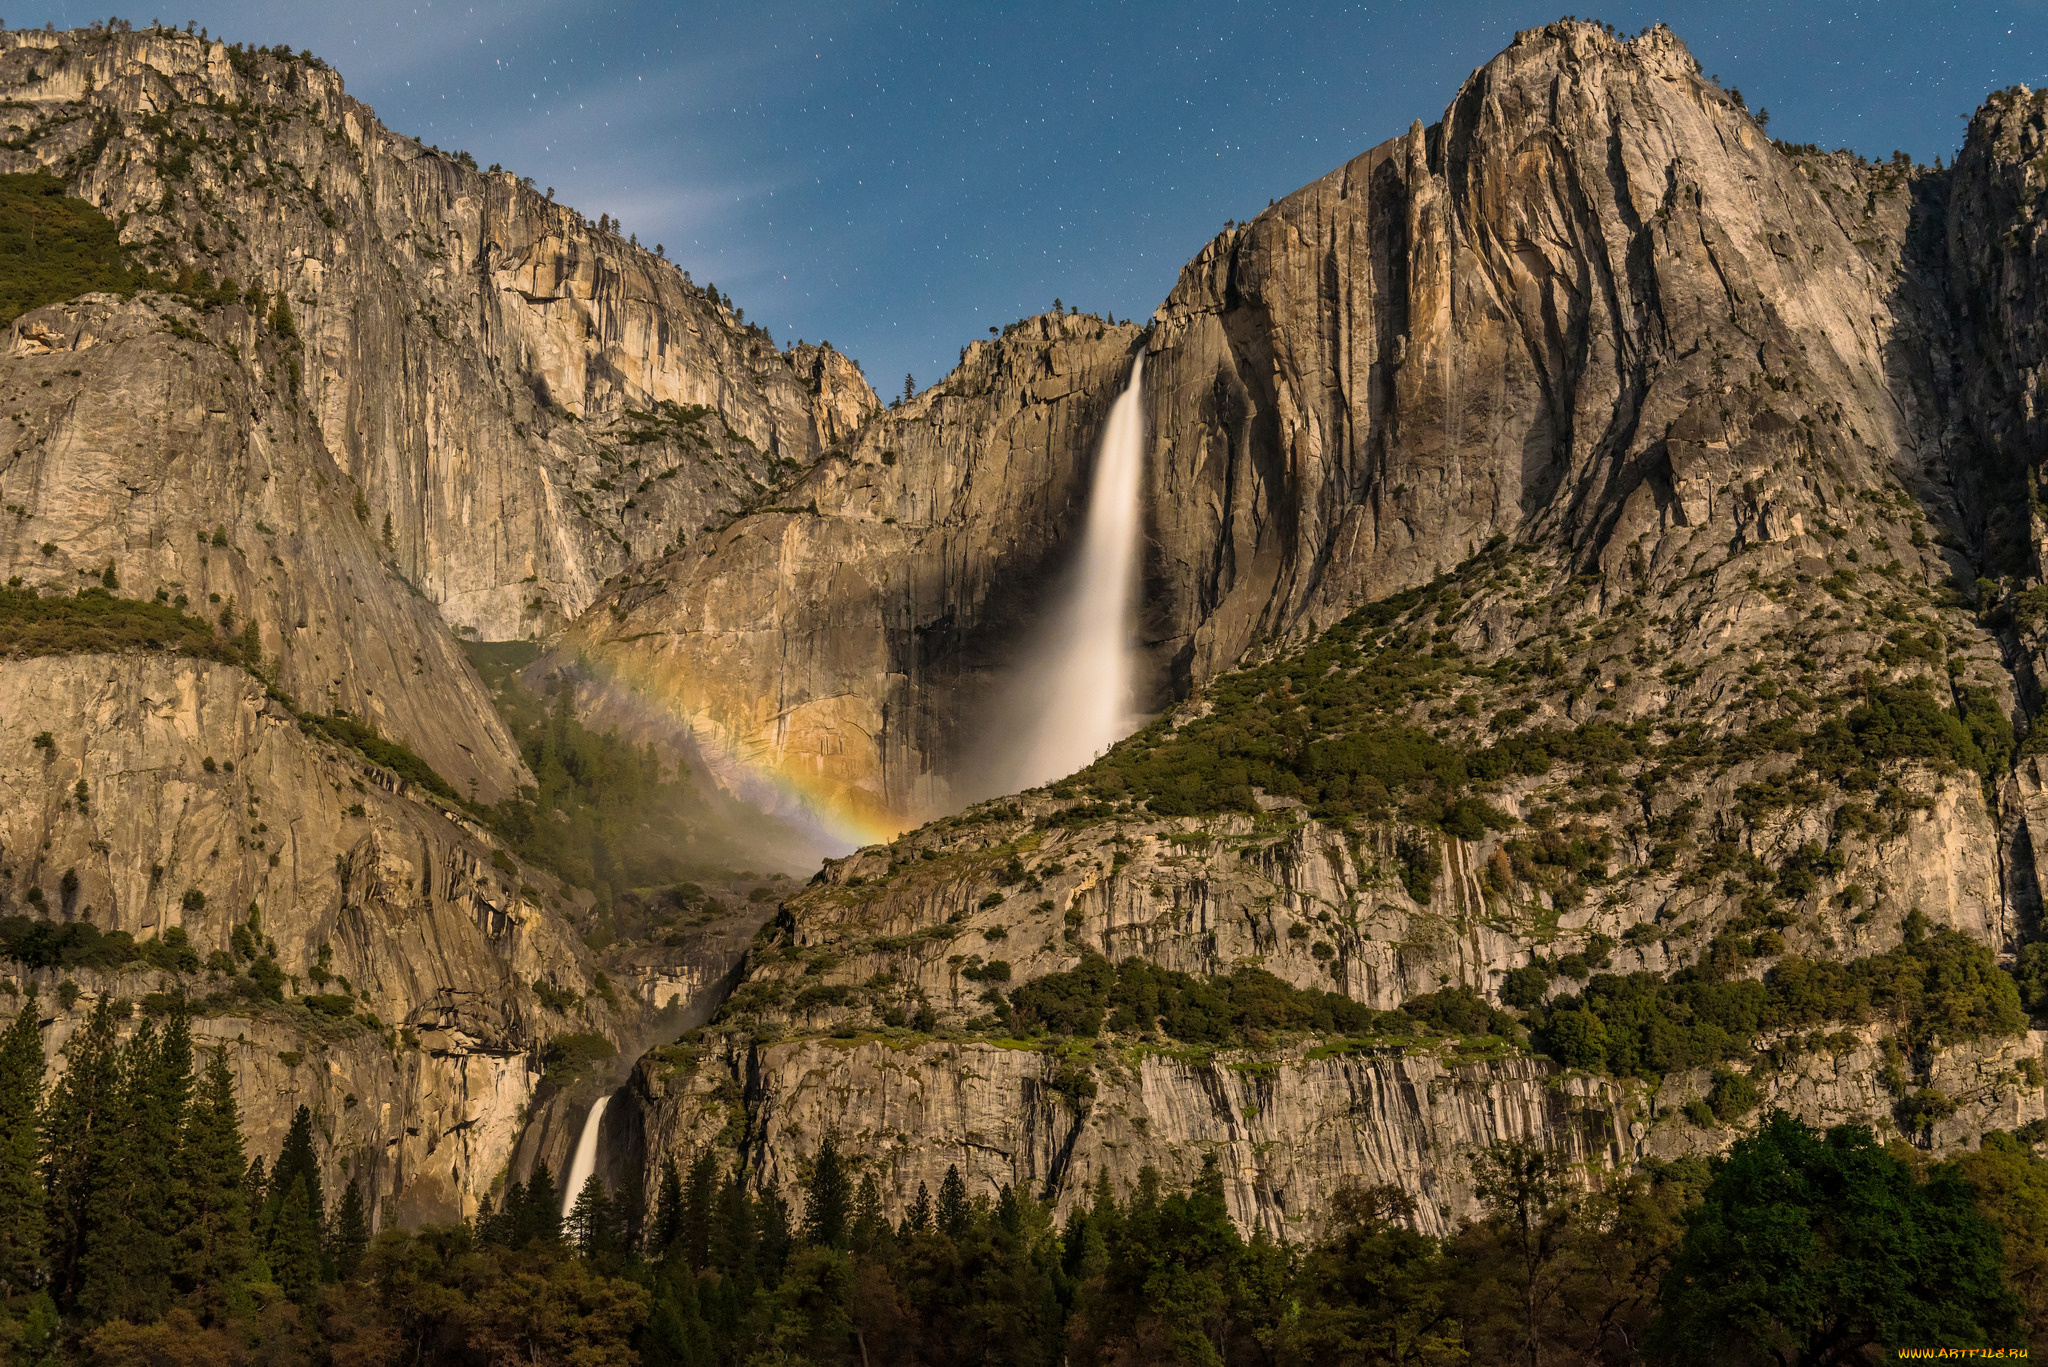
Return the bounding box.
[568,637,921,854]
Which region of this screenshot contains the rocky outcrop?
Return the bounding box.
[618,1020,2047,1239]
[0,24,878,787]
[0,22,877,1226]
[0,652,629,1220]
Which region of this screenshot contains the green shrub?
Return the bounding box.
[1005,953,1409,1044]
[303,713,456,801]
[1532,911,2024,1080]
[532,978,581,1012]
[542,1032,616,1086]
[0,171,155,324]
[0,585,257,667]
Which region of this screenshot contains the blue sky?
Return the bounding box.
[12,2,2043,392]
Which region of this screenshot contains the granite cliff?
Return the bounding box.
[602,23,2048,1236]
[8,15,2048,1249]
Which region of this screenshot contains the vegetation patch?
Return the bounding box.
[0,171,151,323]
[0,586,257,666]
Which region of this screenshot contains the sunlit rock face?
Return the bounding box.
[563,312,1147,837]
[606,22,2048,1233]
[568,19,1949,833]
[0,24,868,1224]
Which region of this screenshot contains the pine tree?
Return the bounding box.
[903,1180,932,1237]
[42,995,123,1308]
[80,1012,191,1323]
[902,373,915,404]
[803,1134,850,1249]
[263,1104,323,1241]
[173,1046,252,1309]
[489,1179,526,1246]
[851,1172,886,1255]
[243,1155,267,1218]
[682,1151,716,1270]
[523,1161,560,1245]
[568,1173,616,1256]
[650,1156,684,1255]
[757,1188,792,1283]
[268,1175,323,1303]
[330,1179,369,1280]
[0,988,46,1294]
[937,1164,970,1237]
[712,1171,755,1283]
[617,1169,647,1255]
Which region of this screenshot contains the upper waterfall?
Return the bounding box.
[993,352,1148,793]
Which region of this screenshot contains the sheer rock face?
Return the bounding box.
[622,1024,2046,1242]
[0,25,876,793]
[1141,22,1917,681]
[566,313,1145,831]
[0,653,630,1221]
[0,25,871,1222]
[570,21,1940,829]
[612,29,2048,1231]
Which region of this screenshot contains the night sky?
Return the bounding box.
[9,2,2042,393]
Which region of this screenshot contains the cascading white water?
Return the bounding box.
[560,1093,611,1219]
[998,353,1147,791]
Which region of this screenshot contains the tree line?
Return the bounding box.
[0,987,2042,1364]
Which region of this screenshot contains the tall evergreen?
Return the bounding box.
[263,1104,323,1240]
[487,1179,526,1246]
[80,1011,191,1323]
[902,1180,932,1237]
[268,1175,323,1303]
[803,1134,850,1249]
[41,994,123,1308]
[681,1150,717,1270]
[851,1173,887,1255]
[173,1046,252,1309]
[330,1178,369,1280]
[242,1154,267,1219]
[569,1173,617,1256]
[937,1164,970,1237]
[712,1171,756,1285]
[0,988,46,1294]
[650,1156,684,1254]
[523,1161,561,1245]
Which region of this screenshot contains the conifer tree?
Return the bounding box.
[617,1172,646,1255]
[268,1175,323,1303]
[523,1161,561,1245]
[803,1134,850,1249]
[489,1179,526,1246]
[0,988,46,1294]
[937,1164,970,1237]
[41,994,123,1307]
[650,1156,684,1255]
[243,1154,267,1217]
[263,1104,323,1240]
[473,1192,496,1242]
[713,1171,756,1284]
[850,1172,886,1255]
[569,1173,616,1256]
[80,1012,191,1323]
[757,1188,792,1282]
[682,1151,717,1270]
[330,1178,369,1280]
[902,1180,932,1237]
[173,1046,252,1308]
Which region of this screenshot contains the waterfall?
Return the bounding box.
[995,353,1148,793]
[560,1093,611,1219]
